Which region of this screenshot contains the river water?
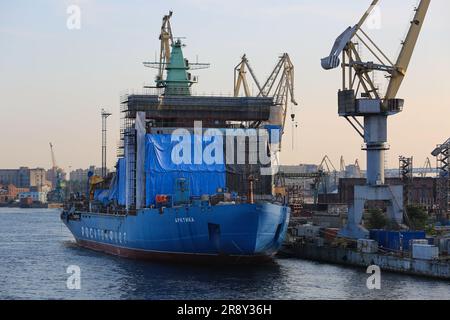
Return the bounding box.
[0,208,449,300]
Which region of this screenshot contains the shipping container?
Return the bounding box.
[436,238,450,254]
[369,230,426,251]
[322,228,339,243]
[409,239,429,248]
[412,244,439,260]
[296,225,321,238]
[426,237,435,245]
[357,239,378,253]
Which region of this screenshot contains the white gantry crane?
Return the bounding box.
[321,0,431,239]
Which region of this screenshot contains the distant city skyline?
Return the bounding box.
[1,0,449,170]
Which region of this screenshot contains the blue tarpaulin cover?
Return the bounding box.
[118,158,126,205]
[263,124,282,144]
[145,134,226,206]
[94,189,110,205]
[108,158,126,205]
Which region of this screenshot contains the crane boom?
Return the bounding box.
[321,0,379,70]
[49,142,57,169]
[340,156,346,172]
[157,11,174,85]
[384,0,431,100]
[356,0,380,29]
[320,0,431,239]
[355,159,362,178]
[234,60,251,96]
[233,55,262,97]
[319,155,337,173]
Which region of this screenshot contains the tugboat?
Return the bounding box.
[61,12,295,263]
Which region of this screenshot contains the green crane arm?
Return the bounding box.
[384,0,431,100]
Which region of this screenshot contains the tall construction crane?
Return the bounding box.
[143,11,210,92]
[310,155,339,205]
[354,159,362,178]
[157,11,173,87]
[321,0,431,239]
[48,143,65,203]
[318,155,337,175]
[340,156,347,178]
[50,142,57,171]
[234,54,262,97]
[233,53,298,130]
[419,157,433,178]
[319,155,338,191]
[399,156,413,210]
[339,156,362,178]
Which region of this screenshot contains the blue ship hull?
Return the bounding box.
[61,202,290,263]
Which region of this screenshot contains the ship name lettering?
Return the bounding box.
[175,217,195,223]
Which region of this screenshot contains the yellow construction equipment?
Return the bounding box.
[157,11,173,86]
[321,0,431,239]
[384,0,431,102]
[233,53,298,129]
[89,175,104,201]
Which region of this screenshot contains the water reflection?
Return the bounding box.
[97,253,285,299]
[1,209,450,300]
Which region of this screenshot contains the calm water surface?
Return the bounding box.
[0,208,449,300]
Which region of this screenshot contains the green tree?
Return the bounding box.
[406,205,428,230]
[365,209,388,229]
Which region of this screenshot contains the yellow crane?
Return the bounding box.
[384,0,431,102]
[157,11,174,86]
[233,54,262,97]
[233,53,298,129]
[143,12,210,90]
[322,0,431,107]
[321,0,431,239]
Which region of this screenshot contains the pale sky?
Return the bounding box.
[0,0,449,171]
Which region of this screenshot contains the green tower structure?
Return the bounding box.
[144,38,209,96]
[163,40,192,96]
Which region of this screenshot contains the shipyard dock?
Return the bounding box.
[278,221,450,280]
[280,242,450,280]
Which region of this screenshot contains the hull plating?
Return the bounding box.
[61,203,290,263]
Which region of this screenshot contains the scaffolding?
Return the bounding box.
[432,138,450,216]
[288,185,304,217]
[399,156,413,206]
[273,171,304,216]
[118,95,138,210]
